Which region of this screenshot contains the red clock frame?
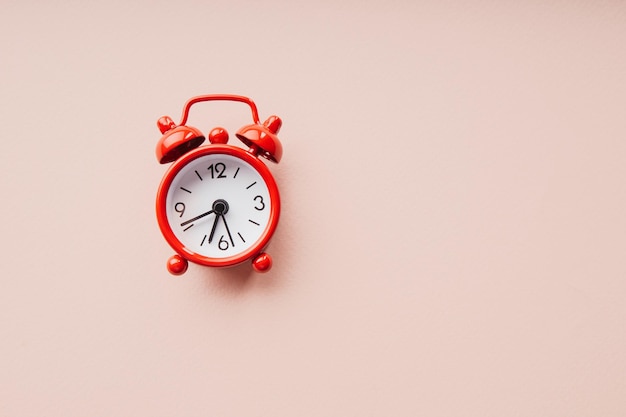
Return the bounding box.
[156,144,281,269]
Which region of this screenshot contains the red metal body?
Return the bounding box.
[156,144,281,269]
[154,94,283,274]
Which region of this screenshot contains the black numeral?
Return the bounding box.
[207,163,226,179]
[218,235,229,251]
[254,195,265,211]
[174,202,185,217]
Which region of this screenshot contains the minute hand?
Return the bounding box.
[180,210,214,227]
[221,214,235,247]
[208,213,220,244]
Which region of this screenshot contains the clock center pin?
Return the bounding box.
[212,199,229,215]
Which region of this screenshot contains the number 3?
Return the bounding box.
[254,195,265,211]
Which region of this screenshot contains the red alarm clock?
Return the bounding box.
[155,95,283,275]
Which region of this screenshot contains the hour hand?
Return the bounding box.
[180,210,214,227]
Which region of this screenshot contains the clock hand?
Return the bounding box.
[181,210,214,227]
[221,213,235,247]
[207,199,230,244]
[208,213,220,244]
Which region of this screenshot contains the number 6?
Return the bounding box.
[218,235,229,251]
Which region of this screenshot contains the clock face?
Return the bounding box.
[158,147,279,266]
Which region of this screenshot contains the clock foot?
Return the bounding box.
[167,254,188,275]
[252,253,272,273]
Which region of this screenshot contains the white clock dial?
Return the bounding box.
[165,153,272,259]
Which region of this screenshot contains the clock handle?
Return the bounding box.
[178,94,261,126]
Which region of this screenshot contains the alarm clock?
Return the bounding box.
[154,94,283,275]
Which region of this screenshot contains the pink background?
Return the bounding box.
[1,1,625,416]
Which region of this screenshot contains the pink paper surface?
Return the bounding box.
[1,1,625,416]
